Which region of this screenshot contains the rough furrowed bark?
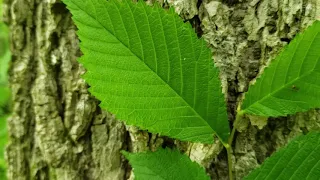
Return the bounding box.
[196,0,320,179]
[3,0,128,179]
[3,0,320,180]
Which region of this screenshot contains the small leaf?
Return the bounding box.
[122,148,210,180]
[63,0,229,143]
[241,21,320,117]
[244,132,320,180]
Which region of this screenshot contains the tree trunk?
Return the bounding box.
[3,0,320,179]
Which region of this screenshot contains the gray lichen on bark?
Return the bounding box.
[4,0,127,179]
[3,0,320,180]
[197,0,320,179]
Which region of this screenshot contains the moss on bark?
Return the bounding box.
[3,0,320,179]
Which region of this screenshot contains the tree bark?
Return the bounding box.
[3,0,320,179]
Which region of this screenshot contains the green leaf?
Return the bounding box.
[0,167,6,180]
[241,21,320,117]
[63,0,229,143]
[0,22,11,115]
[0,115,7,159]
[0,23,10,83]
[0,86,10,111]
[244,132,320,180]
[0,115,7,180]
[0,85,10,118]
[122,148,210,180]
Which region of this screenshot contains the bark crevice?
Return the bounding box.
[4,0,320,179]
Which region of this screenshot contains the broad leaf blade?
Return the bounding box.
[241,21,320,117]
[122,148,210,180]
[63,0,229,143]
[244,132,320,180]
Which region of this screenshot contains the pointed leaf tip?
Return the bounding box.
[63,0,230,143]
[242,21,320,117]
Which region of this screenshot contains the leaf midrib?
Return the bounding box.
[244,71,313,115]
[71,0,216,135]
[242,31,320,115]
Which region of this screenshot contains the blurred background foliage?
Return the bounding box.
[0,0,11,178]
